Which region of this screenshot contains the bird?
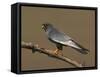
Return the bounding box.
[42,23,89,55]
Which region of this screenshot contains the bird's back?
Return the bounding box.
[47,26,71,45]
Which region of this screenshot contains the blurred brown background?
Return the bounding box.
[21,6,95,71]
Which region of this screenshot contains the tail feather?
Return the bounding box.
[72,47,89,54]
[70,40,89,54]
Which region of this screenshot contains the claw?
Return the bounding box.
[54,49,63,56]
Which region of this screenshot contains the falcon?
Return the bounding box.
[42,23,89,55]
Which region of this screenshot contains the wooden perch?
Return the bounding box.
[21,41,83,67]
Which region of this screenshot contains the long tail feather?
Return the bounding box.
[70,40,89,54]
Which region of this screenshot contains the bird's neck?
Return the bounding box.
[45,28,52,35]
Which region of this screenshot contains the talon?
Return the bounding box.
[54,49,63,55]
[54,49,59,55]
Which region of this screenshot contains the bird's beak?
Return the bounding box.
[42,25,44,29]
[42,24,47,32]
[42,24,45,29]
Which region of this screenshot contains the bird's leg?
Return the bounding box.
[54,49,59,55]
[54,49,63,55]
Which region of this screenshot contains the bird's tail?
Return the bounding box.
[70,40,89,54]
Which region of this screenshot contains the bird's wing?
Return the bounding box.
[48,30,81,49]
[47,27,85,49]
[48,29,70,43]
[51,36,81,49]
[65,40,81,49]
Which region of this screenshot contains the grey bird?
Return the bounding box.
[42,23,89,55]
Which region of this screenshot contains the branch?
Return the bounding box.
[21,41,83,67]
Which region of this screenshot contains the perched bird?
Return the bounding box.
[42,23,89,55]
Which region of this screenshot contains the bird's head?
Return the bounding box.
[42,23,53,32]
